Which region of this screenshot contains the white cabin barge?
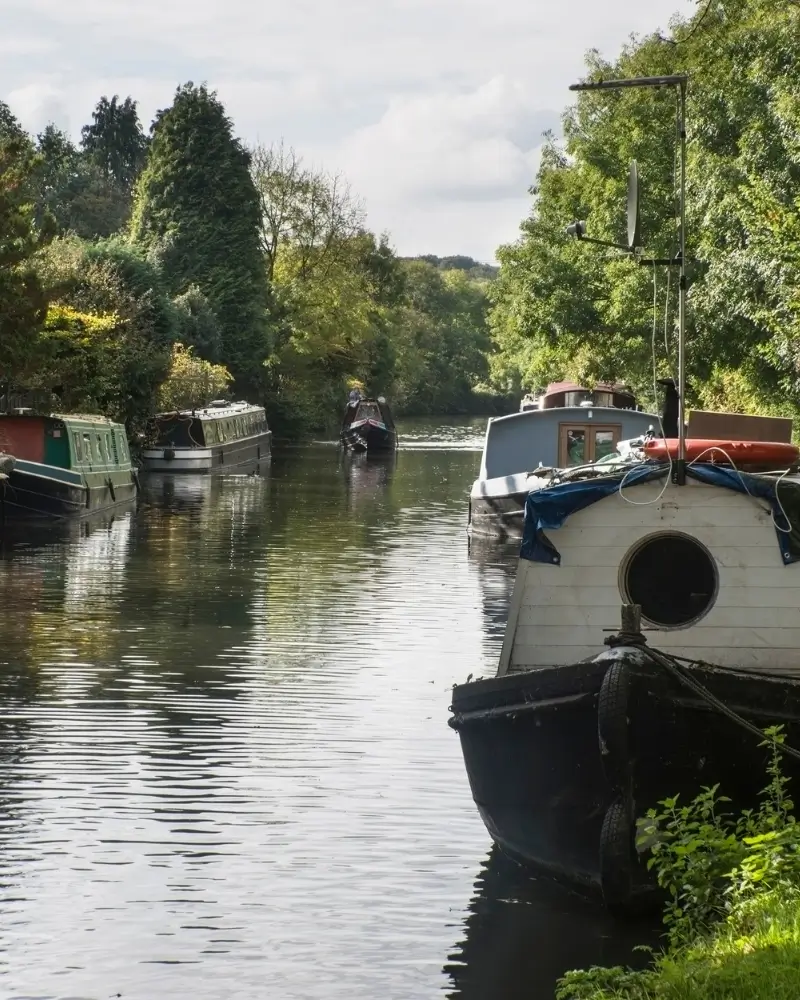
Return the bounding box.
[451,424,800,913]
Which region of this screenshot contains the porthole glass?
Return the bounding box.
[621,532,717,628]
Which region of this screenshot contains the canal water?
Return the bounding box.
[0,418,649,1000]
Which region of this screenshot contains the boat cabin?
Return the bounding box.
[479,382,656,482]
[0,413,132,473]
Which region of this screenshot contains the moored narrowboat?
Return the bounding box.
[340,396,397,453]
[141,400,271,473]
[451,429,800,913]
[0,412,136,518]
[469,382,658,542]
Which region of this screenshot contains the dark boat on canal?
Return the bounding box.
[340,396,398,453]
[450,427,800,914]
[141,400,272,473]
[0,412,137,518]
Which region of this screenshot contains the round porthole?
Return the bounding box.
[620,532,718,629]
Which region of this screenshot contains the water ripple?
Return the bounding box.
[0,419,637,1000]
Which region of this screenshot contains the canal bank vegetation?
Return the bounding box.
[0,86,503,441]
[489,0,800,424]
[557,728,800,1000]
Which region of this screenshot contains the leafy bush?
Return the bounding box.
[157,344,231,412]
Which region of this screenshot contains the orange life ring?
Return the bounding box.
[642,438,799,466]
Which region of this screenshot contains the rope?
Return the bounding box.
[614,639,800,764]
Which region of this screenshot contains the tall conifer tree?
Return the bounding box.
[130,83,270,396]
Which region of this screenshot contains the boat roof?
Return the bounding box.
[0,412,125,428]
[488,404,658,428]
[157,401,264,420]
[542,380,634,396]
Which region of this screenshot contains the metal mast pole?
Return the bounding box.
[677,79,687,480]
[568,73,690,481]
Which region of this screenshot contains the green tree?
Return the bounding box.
[173,285,223,362]
[157,344,231,411]
[489,0,800,420]
[35,235,177,429]
[0,104,51,385]
[130,83,270,397]
[22,304,122,411]
[34,124,129,238]
[81,95,148,191]
[391,260,491,413]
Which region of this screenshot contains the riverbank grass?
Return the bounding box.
[557,727,800,1000]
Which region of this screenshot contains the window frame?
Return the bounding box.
[558,422,622,467]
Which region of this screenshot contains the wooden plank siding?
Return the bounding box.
[501,478,800,676]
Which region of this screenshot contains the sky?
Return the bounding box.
[2,0,694,263]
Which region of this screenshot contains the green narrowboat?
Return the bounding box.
[0,412,137,518]
[141,400,272,472]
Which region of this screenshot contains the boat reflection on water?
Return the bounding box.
[0,501,136,554]
[444,847,659,1000]
[141,461,270,515]
[467,535,520,670]
[342,451,397,512]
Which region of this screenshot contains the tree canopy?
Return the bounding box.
[2,91,499,438]
[130,83,270,398]
[488,0,800,422]
[0,103,51,383]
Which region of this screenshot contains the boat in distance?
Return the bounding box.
[141,400,272,473]
[340,395,398,453]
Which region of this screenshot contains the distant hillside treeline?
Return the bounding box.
[0,91,505,440]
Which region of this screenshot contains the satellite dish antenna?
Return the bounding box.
[627,160,641,250]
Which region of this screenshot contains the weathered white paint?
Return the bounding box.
[500,477,800,677]
[141,449,213,471]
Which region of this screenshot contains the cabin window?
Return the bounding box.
[594,430,617,461]
[559,424,621,467]
[73,433,83,462]
[564,391,591,407]
[621,532,717,629]
[83,433,93,462]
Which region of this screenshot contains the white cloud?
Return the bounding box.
[331,78,549,207]
[6,82,71,135]
[2,0,695,259]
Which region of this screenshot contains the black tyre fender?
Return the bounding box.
[599,797,637,916]
[598,658,631,793]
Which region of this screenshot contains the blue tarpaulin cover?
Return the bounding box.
[520,462,800,566]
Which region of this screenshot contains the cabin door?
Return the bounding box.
[44,424,70,467]
[558,424,621,467]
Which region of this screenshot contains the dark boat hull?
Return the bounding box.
[340,420,396,453]
[1,465,137,518]
[141,430,272,472]
[469,492,527,540]
[450,649,800,911]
